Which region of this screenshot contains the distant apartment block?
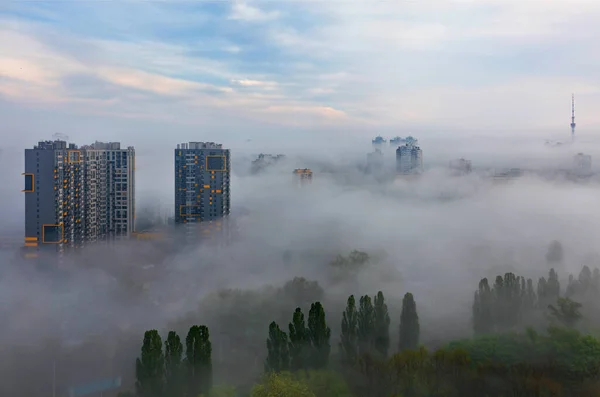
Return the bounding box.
[293,168,313,186]
[390,136,418,147]
[573,153,592,176]
[449,158,472,174]
[396,143,423,174]
[367,149,384,173]
[372,136,386,147]
[174,142,231,227]
[23,140,135,255]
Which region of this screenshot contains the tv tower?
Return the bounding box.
[570,93,576,142]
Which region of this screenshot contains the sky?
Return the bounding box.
[2,0,600,146]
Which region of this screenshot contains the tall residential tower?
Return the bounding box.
[23,140,135,255]
[396,143,423,174]
[174,142,231,226]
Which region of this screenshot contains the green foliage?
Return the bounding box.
[293,370,353,397]
[373,291,390,359]
[251,372,316,397]
[289,308,309,371]
[165,331,184,397]
[265,321,290,373]
[548,297,583,328]
[135,329,165,397]
[339,295,358,366]
[307,302,331,369]
[357,295,375,356]
[201,385,237,397]
[186,325,213,397]
[448,326,600,385]
[398,292,420,351]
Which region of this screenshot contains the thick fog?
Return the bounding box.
[2,134,600,395]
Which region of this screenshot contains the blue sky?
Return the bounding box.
[1,0,600,144]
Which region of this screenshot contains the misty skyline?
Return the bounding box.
[1,0,600,142]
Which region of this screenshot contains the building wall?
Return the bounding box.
[396,144,423,174]
[174,142,231,226]
[23,140,136,254]
[24,147,60,249]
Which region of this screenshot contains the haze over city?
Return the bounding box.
[3,1,600,397]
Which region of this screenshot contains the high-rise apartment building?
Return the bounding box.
[174,142,231,226]
[573,153,592,176]
[396,143,423,174]
[23,140,135,254]
[449,158,472,174]
[367,149,384,173]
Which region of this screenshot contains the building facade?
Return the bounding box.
[396,144,423,174]
[174,142,231,227]
[293,169,313,186]
[367,149,384,173]
[449,158,472,174]
[573,153,592,176]
[23,140,135,255]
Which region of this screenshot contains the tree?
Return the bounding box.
[282,278,324,308]
[548,297,583,328]
[186,325,213,397]
[265,321,290,373]
[135,330,165,397]
[472,278,493,335]
[546,240,563,265]
[357,295,375,356]
[398,293,420,351]
[373,291,390,358]
[339,295,358,366]
[164,331,183,397]
[203,385,237,397]
[547,268,561,299]
[251,372,316,397]
[294,370,353,397]
[289,308,309,371]
[307,302,331,369]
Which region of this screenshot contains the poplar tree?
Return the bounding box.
[472,278,493,335]
[289,308,309,371]
[373,291,390,358]
[164,331,183,397]
[186,325,212,397]
[357,295,375,356]
[339,295,358,366]
[307,301,331,369]
[135,330,165,397]
[398,293,420,351]
[265,321,290,373]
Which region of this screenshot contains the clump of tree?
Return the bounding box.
[472,269,561,335]
[265,301,332,373]
[125,325,214,397]
[329,250,371,282]
[472,265,600,335]
[338,291,393,365]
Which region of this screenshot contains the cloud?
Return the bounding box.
[229,1,280,22]
[2,0,600,132]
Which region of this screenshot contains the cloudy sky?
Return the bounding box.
[1,0,600,145]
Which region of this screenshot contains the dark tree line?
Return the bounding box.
[265,302,332,373]
[126,325,213,397]
[472,265,600,335]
